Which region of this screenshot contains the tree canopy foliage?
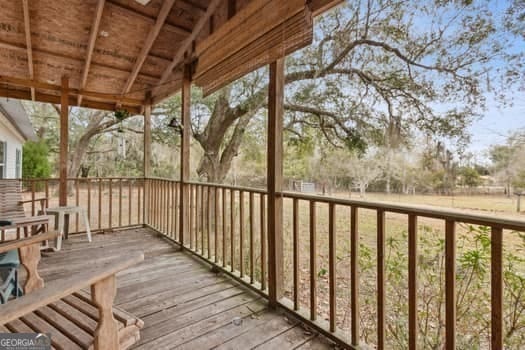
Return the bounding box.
[22,140,51,179]
[152,0,523,182]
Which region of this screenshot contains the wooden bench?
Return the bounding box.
[0,179,51,241]
[0,232,144,349]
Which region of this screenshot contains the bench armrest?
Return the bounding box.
[18,198,48,212]
[0,231,57,254]
[18,198,48,205]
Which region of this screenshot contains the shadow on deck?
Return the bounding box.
[40,228,334,349]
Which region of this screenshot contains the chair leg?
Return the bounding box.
[14,268,22,298]
[83,210,92,242]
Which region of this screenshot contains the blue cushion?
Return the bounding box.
[0,250,20,268]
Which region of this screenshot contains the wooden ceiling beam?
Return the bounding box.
[156,0,223,87]
[21,0,34,101]
[121,0,176,95]
[106,0,191,36]
[0,40,160,82]
[0,87,141,114]
[179,0,207,12]
[78,0,106,106]
[310,0,344,16]
[0,76,144,106]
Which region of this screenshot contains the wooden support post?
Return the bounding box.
[143,103,152,178]
[267,58,285,307]
[179,64,191,245]
[143,102,151,225]
[59,76,69,207]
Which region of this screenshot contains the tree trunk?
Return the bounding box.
[359,182,367,197]
[194,89,263,183]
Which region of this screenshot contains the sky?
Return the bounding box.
[468,94,524,158]
[465,0,525,159]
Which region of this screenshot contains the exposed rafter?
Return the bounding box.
[78,0,106,106]
[121,0,176,95]
[179,0,206,12]
[0,40,160,82]
[156,0,223,87]
[0,75,143,106]
[22,0,34,100]
[106,0,191,36]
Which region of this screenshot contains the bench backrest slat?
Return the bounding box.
[0,180,27,219]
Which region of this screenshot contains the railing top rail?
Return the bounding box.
[282,191,525,231]
[185,180,267,194]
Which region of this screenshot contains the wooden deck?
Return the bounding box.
[39,227,334,350]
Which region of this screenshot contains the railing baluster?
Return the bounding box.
[293,198,299,310]
[150,180,154,228]
[261,194,266,291]
[174,182,178,241]
[31,180,36,216]
[230,189,235,272]
[249,192,255,284]
[159,180,163,230]
[199,186,206,252]
[138,179,142,225]
[109,179,113,229]
[377,209,385,350]
[128,180,132,226]
[170,181,174,239]
[87,179,91,224]
[222,188,227,267]
[351,206,359,345]
[162,180,166,233]
[207,186,211,259]
[98,179,102,230]
[491,226,503,350]
[165,181,169,236]
[152,180,156,228]
[239,190,244,277]
[166,181,170,234]
[118,179,123,228]
[445,219,456,350]
[203,186,208,255]
[215,187,219,263]
[408,214,418,350]
[190,184,195,249]
[310,200,317,321]
[328,202,336,332]
[45,180,49,211]
[76,179,80,233]
[157,180,161,230]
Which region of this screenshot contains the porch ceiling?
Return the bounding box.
[0,0,342,113]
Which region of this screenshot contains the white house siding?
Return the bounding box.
[0,109,25,179]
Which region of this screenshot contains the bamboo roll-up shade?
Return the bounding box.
[194,9,313,95]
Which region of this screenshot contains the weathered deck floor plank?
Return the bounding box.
[39,228,333,350]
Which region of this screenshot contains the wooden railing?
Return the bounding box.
[143,179,525,349]
[15,177,525,349]
[17,178,144,233]
[279,191,525,349]
[144,179,269,291]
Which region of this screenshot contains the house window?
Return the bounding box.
[16,148,21,178]
[0,142,5,179]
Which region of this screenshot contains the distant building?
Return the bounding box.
[0,98,36,178]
